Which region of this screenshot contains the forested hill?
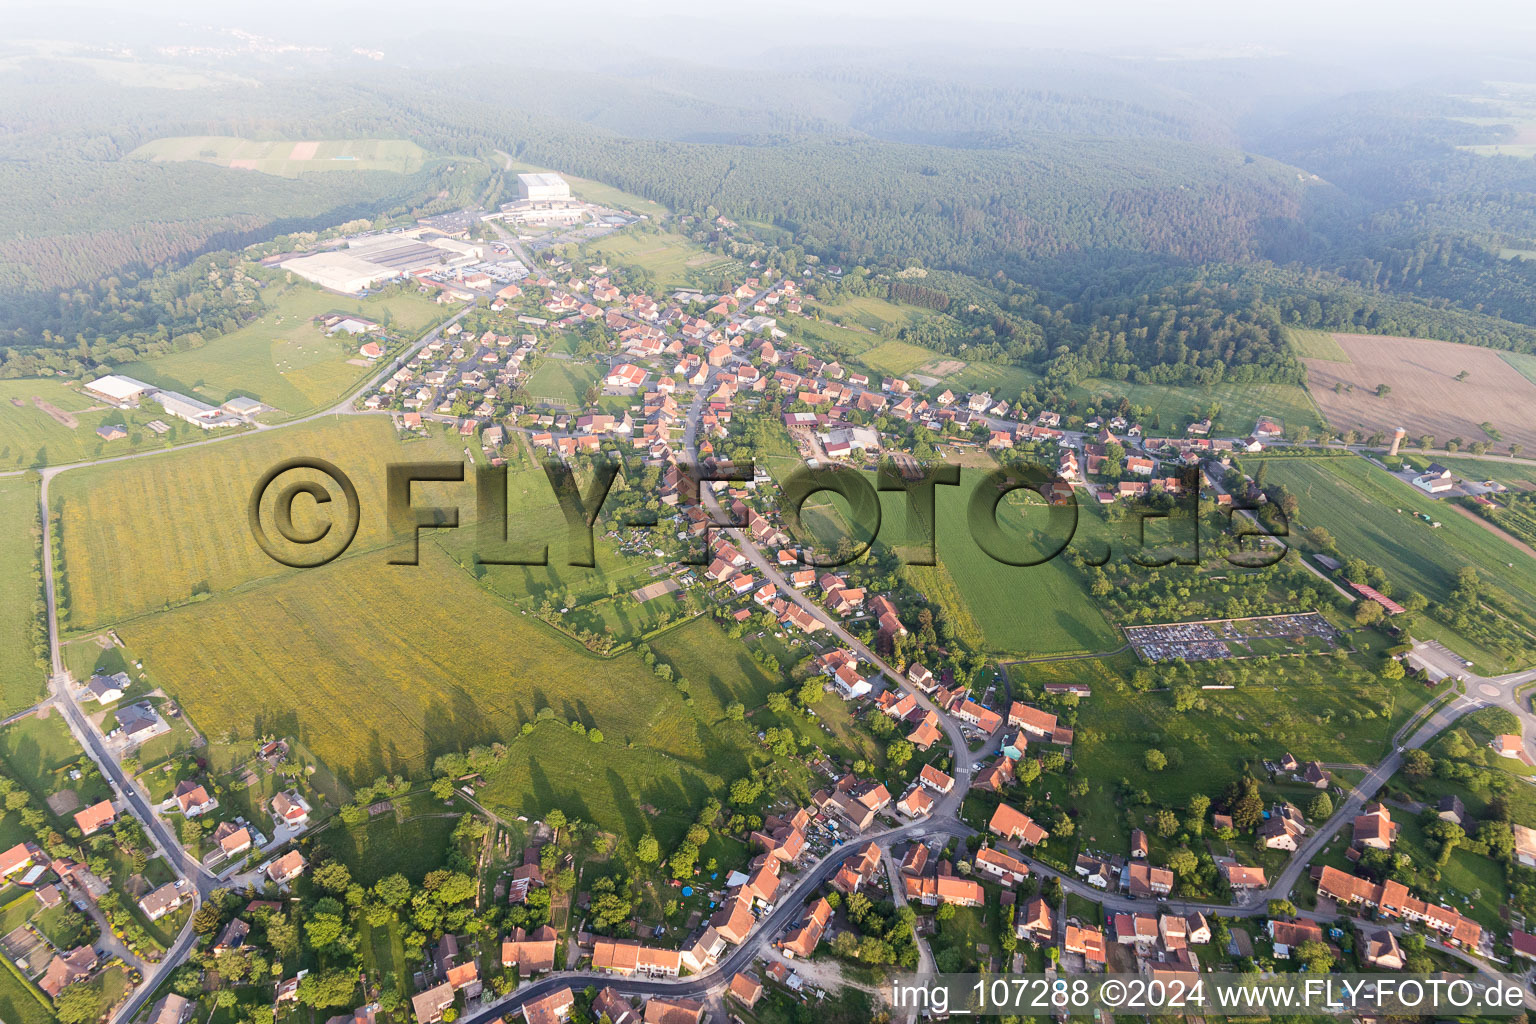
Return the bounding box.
[7,53,1536,380]
[506,133,1311,272]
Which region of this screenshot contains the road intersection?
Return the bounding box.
[16,300,1536,1022]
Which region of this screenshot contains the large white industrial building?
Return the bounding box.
[279,252,404,294]
[517,172,571,202]
[281,231,485,295]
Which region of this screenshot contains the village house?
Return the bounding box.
[266,850,307,885]
[988,803,1048,846]
[73,799,116,836]
[175,780,216,817]
[411,982,455,1024]
[895,785,933,817]
[272,790,311,828]
[777,897,832,958]
[973,846,1031,886]
[214,822,252,859]
[591,939,684,977]
[1017,896,1053,942]
[1351,803,1399,850]
[139,882,187,921]
[502,925,558,975]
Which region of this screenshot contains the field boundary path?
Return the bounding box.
[22,289,1536,1021]
[29,303,477,1024]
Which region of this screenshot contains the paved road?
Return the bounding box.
[31,307,477,1024]
[459,815,971,1024]
[684,363,978,779]
[26,294,1536,1019]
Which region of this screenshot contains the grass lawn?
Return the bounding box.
[0,893,35,934]
[892,473,1119,656]
[0,711,90,799]
[814,294,950,334]
[1286,327,1351,362]
[0,476,43,713]
[113,281,444,420]
[522,358,601,406]
[52,415,465,630]
[477,715,750,848]
[1429,457,1536,489]
[1068,656,1432,844]
[857,340,946,377]
[324,793,459,885]
[0,956,51,1024]
[1257,455,1536,671]
[949,362,1044,399]
[791,317,882,358]
[34,901,92,949]
[584,230,739,291]
[362,920,410,1002]
[930,900,1003,973]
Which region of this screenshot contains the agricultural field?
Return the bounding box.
[117,542,767,841]
[128,136,430,176]
[1500,350,1536,387]
[1071,378,1326,437]
[0,477,43,713]
[114,282,444,419]
[522,358,602,406]
[1284,327,1349,362]
[51,416,466,630]
[1258,455,1536,670]
[1303,333,1536,452]
[583,230,741,290]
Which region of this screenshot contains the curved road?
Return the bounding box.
[33,305,478,1024]
[24,298,1536,1019]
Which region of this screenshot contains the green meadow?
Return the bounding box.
[113,282,444,419]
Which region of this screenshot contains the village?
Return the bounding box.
[14,171,1536,1024]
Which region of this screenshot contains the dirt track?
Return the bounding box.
[33,396,77,428]
[1451,502,1536,560]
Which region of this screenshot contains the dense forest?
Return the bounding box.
[4,55,1536,380]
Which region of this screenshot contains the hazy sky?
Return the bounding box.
[8,0,1536,74]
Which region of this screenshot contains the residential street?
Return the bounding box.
[19,299,1536,1023]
